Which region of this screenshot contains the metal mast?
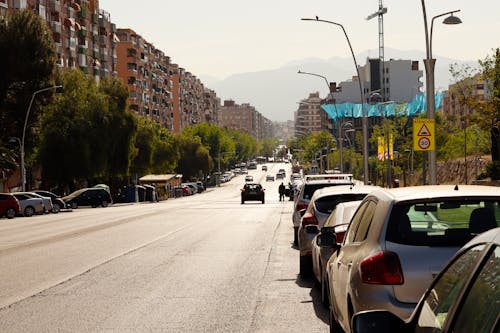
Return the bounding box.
[367,1,388,101]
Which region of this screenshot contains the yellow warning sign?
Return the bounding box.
[413,119,435,151]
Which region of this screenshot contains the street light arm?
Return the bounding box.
[430,9,461,58]
[297,70,330,92]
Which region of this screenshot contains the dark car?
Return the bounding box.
[352,227,500,333]
[34,190,67,213]
[0,193,20,219]
[241,183,265,204]
[62,188,112,209]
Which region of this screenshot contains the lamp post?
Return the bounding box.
[297,70,343,172]
[21,85,63,191]
[404,148,414,186]
[8,137,21,188]
[420,2,462,184]
[301,17,369,185]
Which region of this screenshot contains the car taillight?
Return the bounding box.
[360,251,404,285]
[301,212,318,226]
[296,203,308,212]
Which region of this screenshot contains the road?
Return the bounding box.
[0,163,329,332]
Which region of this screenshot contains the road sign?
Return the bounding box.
[413,119,435,151]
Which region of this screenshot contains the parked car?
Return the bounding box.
[33,190,66,213]
[241,183,265,204]
[299,185,379,277]
[292,175,355,246]
[311,200,363,306]
[240,167,248,174]
[62,188,113,209]
[276,172,285,179]
[352,226,500,333]
[245,175,254,182]
[0,193,20,219]
[323,185,500,333]
[12,193,44,217]
[266,175,275,182]
[17,192,53,214]
[262,165,268,171]
[182,183,199,194]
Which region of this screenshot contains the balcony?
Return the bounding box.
[51,21,62,34]
[49,0,61,14]
[99,35,107,46]
[78,53,87,67]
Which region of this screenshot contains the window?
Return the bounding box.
[451,246,500,333]
[345,201,369,245]
[415,244,486,333]
[353,201,377,242]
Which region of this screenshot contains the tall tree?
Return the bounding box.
[0,9,56,144]
[176,133,212,180]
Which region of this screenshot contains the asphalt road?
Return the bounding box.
[0,163,329,332]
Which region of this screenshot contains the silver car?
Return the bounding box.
[311,200,362,306]
[292,176,354,246]
[325,185,500,333]
[298,185,379,277]
[12,193,45,217]
[17,192,53,214]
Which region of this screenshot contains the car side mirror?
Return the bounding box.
[316,232,337,247]
[351,310,405,333]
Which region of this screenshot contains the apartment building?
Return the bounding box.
[218,100,272,140]
[334,58,423,103]
[442,73,486,126]
[295,92,329,136]
[2,0,118,81]
[116,28,173,130]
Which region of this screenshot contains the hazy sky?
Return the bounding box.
[100,0,499,80]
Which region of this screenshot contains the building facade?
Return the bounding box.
[442,73,485,126]
[218,100,272,140]
[295,92,328,136]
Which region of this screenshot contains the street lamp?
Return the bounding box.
[420,2,462,184]
[21,85,63,191]
[301,17,369,185]
[297,70,344,172]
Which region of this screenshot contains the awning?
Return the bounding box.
[71,2,81,11]
[112,33,120,42]
[74,22,81,31]
[139,174,183,183]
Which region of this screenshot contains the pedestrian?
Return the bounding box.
[278,182,285,201]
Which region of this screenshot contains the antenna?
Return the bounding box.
[366,1,388,101]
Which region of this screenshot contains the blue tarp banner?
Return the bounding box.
[321,92,445,122]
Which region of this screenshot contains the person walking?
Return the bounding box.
[278,182,286,201]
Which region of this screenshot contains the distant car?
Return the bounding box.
[62,188,113,209]
[17,192,53,214]
[266,175,275,182]
[182,183,199,194]
[33,190,66,213]
[311,200,363,306]
[0,193,20,219]
[241,183,265,204]
[12,193,44,217]
[241,167,248,174]
[352,227,500,333]
[245,175,254,182]
[262,165,268,171]
[276,172,285,179]
[325,185,500,333]
[299,185,379,277]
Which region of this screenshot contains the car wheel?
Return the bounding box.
[24,206,35,217]
[70,202,78,209]
[299,255,312,278]
[52,204,60,214]
[6,208,16,219]
[101,201,109,207]
[329,308,343,333]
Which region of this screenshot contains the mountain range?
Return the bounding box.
[199,48,478,122]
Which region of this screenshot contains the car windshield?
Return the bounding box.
[302,183,352,200]
[386,199,500,247]
[244,184,261,191]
